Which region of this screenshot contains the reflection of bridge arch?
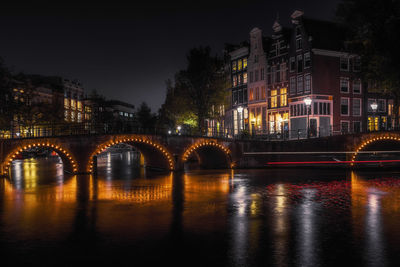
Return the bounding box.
[88,137,174,172]
[351,134,400,162]
[182,141,232,169]
[1,142,77,176]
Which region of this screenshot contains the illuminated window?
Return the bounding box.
[249,88,254,101]
[271,90,277,108]
[71,99,76,110]
[368,116,379,131]
[261,86,266,100]
[238,59,243,71]
[64,98,69,108]
[243,58,247,69]
[77,101,82,111]
[280,88,287,106]
[233,75,238,87]
[232,61,237,72]
[243,72,248,83]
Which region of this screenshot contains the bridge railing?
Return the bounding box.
[1,122,400,140]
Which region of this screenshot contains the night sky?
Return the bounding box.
[0,0,340,112]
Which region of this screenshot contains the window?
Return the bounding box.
[255,87,260,100]
[267,66,271,84]
[244,89,248,102]
[353,80,361,94]
[233,75,238,87]
[250,72,253,83]
[249,88,254,101]
[340,57,349,71]
[280,88,287,106]
[260,68,265,80]
[255,69,259,81]
[232,61,237,72]
[378,99,386,112]
[243,72,248,84]
[281,63,287,81]
[368,116,379,131]
[340,78,349,93]
[271,66,275,84]
[304,52,311,68]
[353,57,361,72]
[297,55,303,72]
[290,57,295,72]
[254,55,258,63]
[276,64,280,83]
[238,59,243,71]
[297,75,303,94]
[239,74,243,85]
[304,74,311,93]
[341,98,349,115]
[261,86,266,99]
[290,77,296,95]
[296,38,302,50]
[341,121,349,133]
[271,90,278,108]
[353,98,361,116]
[233,91,238,105]
[239,89,243,103]
[314,102,318,115]
[243,58,248,69]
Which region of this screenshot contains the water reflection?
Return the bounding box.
[3,156,400,266]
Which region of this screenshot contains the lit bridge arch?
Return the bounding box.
[182,140,232,169]
[1,142,78,176]
[88,136,175,173]
[351,133,400,164]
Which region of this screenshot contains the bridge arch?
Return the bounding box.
[351,134,400,163]
[1,142,78,176]
[88,137,174,173]
[182,141,232,169]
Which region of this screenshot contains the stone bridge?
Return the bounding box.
[1,131,400,176]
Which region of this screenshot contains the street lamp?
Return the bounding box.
[304,97,312,138]
[237,106,243,133]
[371,102,378,131]
[177,125,182,135]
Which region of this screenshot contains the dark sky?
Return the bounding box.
[0,0,341,111]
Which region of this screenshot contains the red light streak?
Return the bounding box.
[267,160,400,165]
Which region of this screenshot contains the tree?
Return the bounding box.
[336,0,400,126]
[136,102,157,132]
[161,46,228,134]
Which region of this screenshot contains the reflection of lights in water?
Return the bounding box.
[230,180,249,267]
[298,188,318,267]
[23,159,38,190]
[12,160,23,190]
[273,184,288,267]
[365,191,386,266]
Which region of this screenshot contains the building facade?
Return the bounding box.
[266,20,291,137]
[247,27,269,135]
[227,45,249,136]
[63,79,84,123]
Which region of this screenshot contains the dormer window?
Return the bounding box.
[296,38,302,50]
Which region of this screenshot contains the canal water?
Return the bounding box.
[1,152,400,266]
